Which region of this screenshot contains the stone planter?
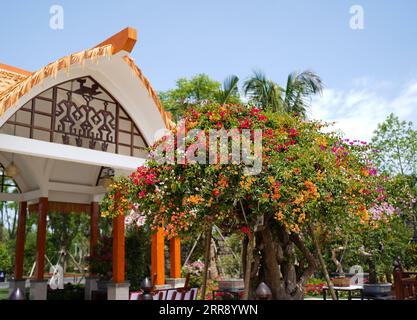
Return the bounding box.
[97,279,112,292]
[363,283,392,297]
[166,278,186,288]
[107,281,130,300]
[218,279,244,292]
[84,277,98,300]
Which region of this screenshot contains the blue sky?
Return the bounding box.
[1,0,417,141]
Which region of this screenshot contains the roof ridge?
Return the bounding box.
[0,63,31,77]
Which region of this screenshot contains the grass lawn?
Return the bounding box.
[0,288,8,300]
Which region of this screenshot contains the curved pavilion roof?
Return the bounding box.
[0,28,174,200]
[0,27,174,130]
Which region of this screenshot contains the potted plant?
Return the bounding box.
[87,235,113,291]
[359,245,392,297]
[358,204,412,298]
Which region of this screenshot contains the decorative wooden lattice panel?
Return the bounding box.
[1,76,148,157]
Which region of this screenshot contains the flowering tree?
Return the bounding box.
[101,103,391,299]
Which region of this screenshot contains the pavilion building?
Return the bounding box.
[0,27,179,300]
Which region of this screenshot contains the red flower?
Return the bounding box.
[240,226,252,236]
[249,107,261,116]
[257,114,269,123]
[288,128,299,137]
[212,188,220,197]
[145,173,158,184]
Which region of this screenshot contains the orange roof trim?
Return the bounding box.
[123,55,175,130]
[0,45,113,115]
[0,63,31,77]
[95,27,137,55]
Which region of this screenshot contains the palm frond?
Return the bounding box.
[218,75,239,104]
[243,70,283,111]
[282,70,323,117]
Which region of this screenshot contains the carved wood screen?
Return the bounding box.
[0,77,148,157]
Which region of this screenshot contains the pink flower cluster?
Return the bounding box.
[131,166,159,186]
[183,260,205,276]
[368,202,396,221]
[125,210,147,228]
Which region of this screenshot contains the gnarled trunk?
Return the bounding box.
[245,221,317,300]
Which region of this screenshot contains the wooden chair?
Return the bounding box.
[152,290,168,300]
[129,291,142,300]
[163,274,197,300]
[165,289,179,300]
[393,267,417,300]
[164,287,198,300]
[183,288,198,300]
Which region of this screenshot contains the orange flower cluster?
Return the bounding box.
[164,210,189,239]
[188,194,204,205]
[240,176,256,191]
[304,180,320,200]
[101,180,130,219]
[217,175,229,189]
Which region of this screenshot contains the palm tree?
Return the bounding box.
[243,70,282,112]
[283,70,323,117]
[216,75,240,104]
[244,70,323,117]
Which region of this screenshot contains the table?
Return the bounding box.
[322,285,364,300]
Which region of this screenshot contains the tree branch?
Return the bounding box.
[290,232,317,286]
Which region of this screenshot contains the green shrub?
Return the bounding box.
[125,227,151,290]
[0,242,11,274]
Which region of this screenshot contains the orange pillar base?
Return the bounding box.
[112,214,125,284]
[151,227,165,286]
[169,237,181,278]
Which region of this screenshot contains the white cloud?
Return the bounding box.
[310,79,417,142]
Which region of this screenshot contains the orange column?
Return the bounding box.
[112,214,125,283]
[14,201,27,280]
[90,202,99,260]
[169,238,181,278]
[35,197,48,280]
[151,227,165,285]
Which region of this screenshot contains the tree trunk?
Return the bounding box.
[385,271,392,284]
[260,225,283,299]
[308,224,337,300]
[200,224,212,300]
[241,235,248,278]
[238,213,319,301]
[208,238,219,279]
[242,232,255,300]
